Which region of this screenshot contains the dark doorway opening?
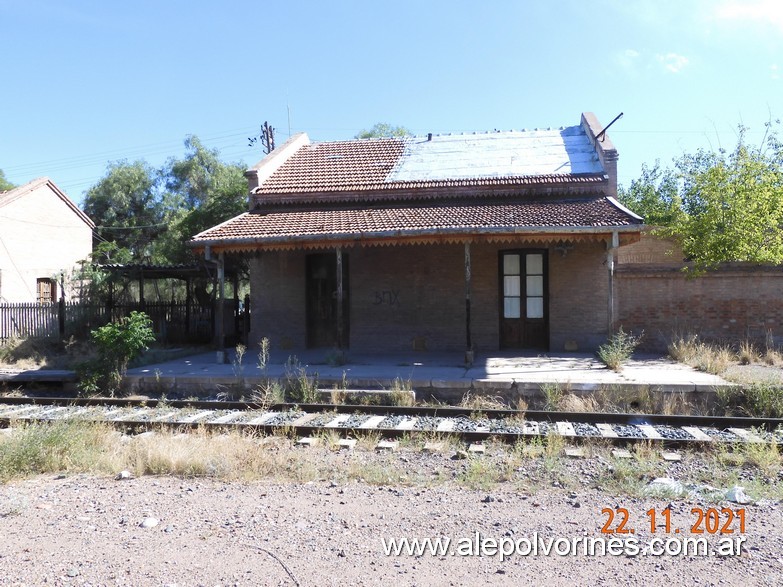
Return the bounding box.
[306,253,349,348]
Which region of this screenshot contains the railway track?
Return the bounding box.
[0,396,781,447]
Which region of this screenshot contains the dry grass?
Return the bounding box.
[388,377,416,407]
[0,337,95,370]
[1,420,781,500]
[459,391,508,411]
[668,333,735,374]
[557,393,600,413]
[669,332,781,376]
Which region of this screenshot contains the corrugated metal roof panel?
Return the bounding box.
[387,126,601,182]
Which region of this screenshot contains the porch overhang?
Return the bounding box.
[189,195,644,255]
[190,225,642,254]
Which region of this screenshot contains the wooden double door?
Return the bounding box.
[499,249,548,349]
[306,253,349,348]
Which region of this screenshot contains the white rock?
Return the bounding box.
[115,470,133,481]
[646,477,684,496]
[140,517,159,528]
[726,486,751,504]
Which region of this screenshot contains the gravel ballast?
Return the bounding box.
[1,470,781,586]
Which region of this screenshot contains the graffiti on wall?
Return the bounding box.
[373,290,400,306]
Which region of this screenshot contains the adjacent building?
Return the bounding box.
[0,177,94,303]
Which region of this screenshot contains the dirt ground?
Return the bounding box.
[1,472,781,587]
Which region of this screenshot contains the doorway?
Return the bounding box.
[499,249,548,349]
[306,253,349,348]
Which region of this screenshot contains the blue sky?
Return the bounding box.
[1,0,781,204]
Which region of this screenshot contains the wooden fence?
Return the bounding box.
[0,301,215,344]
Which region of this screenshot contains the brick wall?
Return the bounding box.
[616,234,783,351]
[249,240,612,353]
[549,239,610,351]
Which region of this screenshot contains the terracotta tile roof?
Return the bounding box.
[192,196,641,248]
[258,138,406,194]
[254,130,607,197]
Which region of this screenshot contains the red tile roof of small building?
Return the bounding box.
[258,139,406,194]
[192,196,641,248]
[254,131,607,198]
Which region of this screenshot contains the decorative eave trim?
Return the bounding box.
[190,224,643,254]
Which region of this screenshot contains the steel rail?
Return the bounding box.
[0,396,781,432]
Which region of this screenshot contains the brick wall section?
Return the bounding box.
[549,240,610,351]
[249,250,308,350]
[249,240,612,353]
[616,234,783,351]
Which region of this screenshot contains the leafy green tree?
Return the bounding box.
[355,123,412,139]
[618,161,682,226]
[669,125,783,271]
[83,161,165,261]
[620,121,783,273]
[81,136,248,266]
[0,169,15,191]
[154,136,247,264]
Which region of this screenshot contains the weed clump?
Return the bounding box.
[716,382,783,418]
[77,311,155,396]
[598,327,642,372]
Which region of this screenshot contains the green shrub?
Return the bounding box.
[77,311,155,396]
[598,327,642,371]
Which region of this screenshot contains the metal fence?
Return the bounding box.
[0,301,214,344]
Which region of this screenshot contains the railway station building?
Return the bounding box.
[190,112,645,359]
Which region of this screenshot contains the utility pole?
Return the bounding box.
[248,121,276,154]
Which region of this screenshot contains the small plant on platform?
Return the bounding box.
[597,327,642,372]
[389,377,415,407]
[667,333,733,375]
[738,341,760,365]
[233,343,246,378]
[667,332,700,364]
[77,311,155,397]
[325,348,347,367]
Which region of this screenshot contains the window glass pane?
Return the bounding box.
[503,275,520,297]
[504,297,521,318]
[503,254,520,275]
[527,297,544,319]
[526,253,543,275]
[526,275,543,296]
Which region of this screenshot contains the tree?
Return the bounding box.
[620,121,783,273]
[671,125,783,271]
[154,136,248,264]
[0,169,15,191]
[355,123,411,139]
[617,161,682,227]
[83,160,165,262]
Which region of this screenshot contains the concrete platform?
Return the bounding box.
[123,348,734,402]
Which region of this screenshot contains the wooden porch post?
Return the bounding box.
[336,246,344,350]
[139,271,145,312]
[185,277,191,336]
[464,242,474,366]
[607,231,619,334]
[216,252,227,364]
[232,271,240,345]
